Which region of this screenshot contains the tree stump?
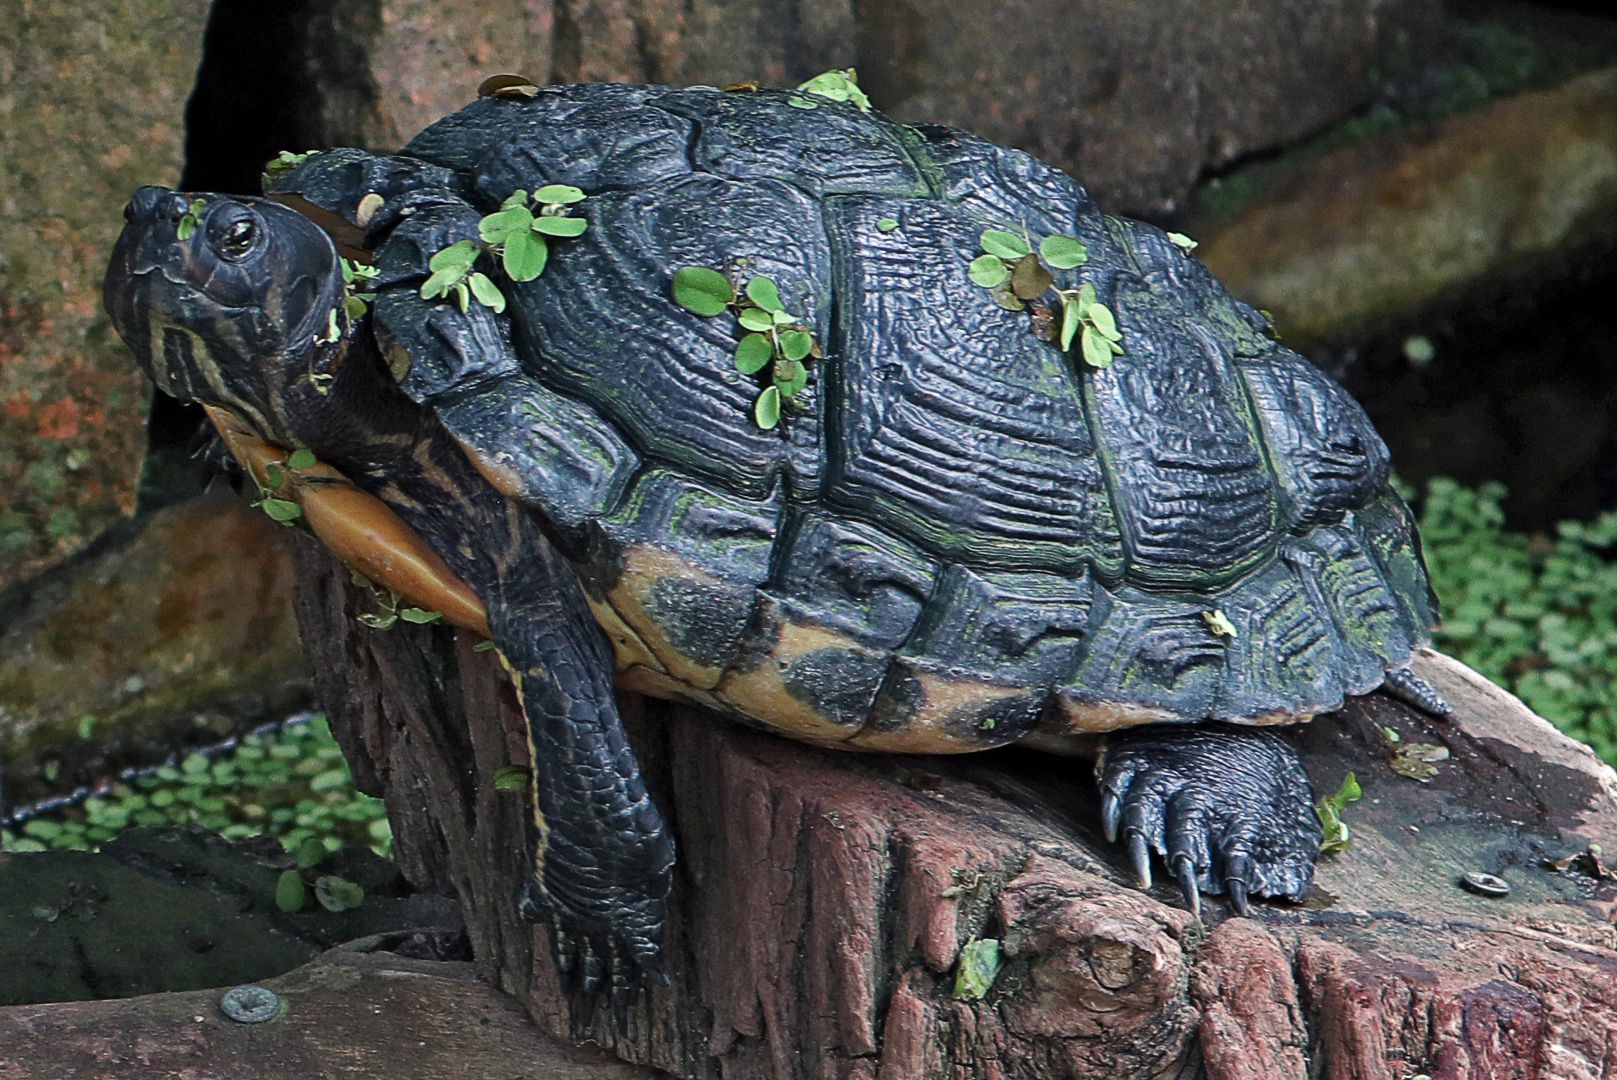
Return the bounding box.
[285,532,1617,1079]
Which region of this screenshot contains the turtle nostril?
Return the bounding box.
[126,185,173,221]
[166,193,192,221]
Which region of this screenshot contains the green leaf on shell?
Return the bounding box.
[479,205,533,245]
[734,334,773,374]
[787,96,819,109]
[398,607,444,624]
[1087,301,1119,340]
[501,231,548,282]
[979,229,1030,261]
[275,869,307,912]
[533,184,586,205]
[428,240,479,273]
[754,385,781,429]
[287,448,316,470]
[1076,282,1097,311]
[468,272,506,313]
[1081,326,1113,370]
[1316,772,1361,855]
[672,266,734,316]
[259,498,302,523]
[780,330,814,362]
[501,189,529,210]
[343,296,369,320]
[1060,297,1081,351]
[876,218,900,233]
[263,463,285,491]
[745,276,784,312]
[454,281,471,314]
[314,875,365,912]
[1166,231,1199,253]
[1009,253,1053,300]
[953,939,1001,1001]
[968,254,1009,289]
[796,69,871,110]
[775,360,808,398]
[532,215,587,238]
[737,307,775,332]
[1202,609,1237,638]
[493,765,530,792]
[1039,234,1088,269]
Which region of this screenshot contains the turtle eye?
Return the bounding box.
[219,218,257,257]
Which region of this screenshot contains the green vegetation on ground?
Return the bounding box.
[1,715,390,858]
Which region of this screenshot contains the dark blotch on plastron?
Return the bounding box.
[782,648,888,728]
[943,692,1044,745]
[868,670,926,733]
[641,577,752,669]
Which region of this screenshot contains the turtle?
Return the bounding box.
[104,74,1450,1010]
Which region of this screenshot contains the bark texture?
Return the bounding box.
[287,532,1617,1079]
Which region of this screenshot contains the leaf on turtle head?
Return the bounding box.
[672,266,734,316]
[534,184,586,206]
[287,448,316,470]
[468,272,506,313]
[754,385,781,429]
[480,205,534,245]
[1039,234,1088,269]
[780,329,814,362]
[737,306,775,332]
[175,199,206,241]
[734,333,773,374]
[501,230,548,282]
[532,215,587,238]
[1009,253,1053,300]
[979,229,1030,261]
[745,275,784,313]
[968,254,1010,289]
[1081,326,1113,370]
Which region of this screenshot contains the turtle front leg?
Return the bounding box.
[489,542,676,1020]
[1097,723,1321,917]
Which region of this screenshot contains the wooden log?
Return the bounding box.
[285,531,1617,1079]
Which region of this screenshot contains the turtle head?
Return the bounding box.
[104,186,345,433]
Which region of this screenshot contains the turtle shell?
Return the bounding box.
[269,83,1437,753]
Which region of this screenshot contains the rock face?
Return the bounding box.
[287,532,1617,1079]
[0,493,309,807]
[1196,63,1617,346]
[0,0,210,587]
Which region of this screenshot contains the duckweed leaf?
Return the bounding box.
[259,498,302,523]
[343,296,369,319]
[314,875,365,912]
[1167,231,1199,253]
[479,205,533,244]
[468,272,506,313]
[1316,772,1361,855]
[287,449,316,470]
[1039,234,1088,269]
[1202,609,1237,638]
[876,218,900,233]
[787,96,818,109]
[532,215,587,238]
[533,184,586,205]
[745,276,783,312]
[780,330,814,362]
[737,307,775,332]
[428,240,479,273]
[1087,302,1119,341]
[1060,297,1081,351]
[796,69,871,110]
[1010,253,1053,300]
[989,281,1024,311]
[1081,326,1114,370]
[755,385,781,429]
[735,334,773,374]
[264,463,285,490]
[296,836,327,868]
[493,765,530,792]
[176,199,206,241]
[275,869,307,912]
[502,230,548,282]
[776,360,808,398]
[980,229,1030,261]
[673,266,734,315]
[953,939,1001,1001]
[968,254,1009,289]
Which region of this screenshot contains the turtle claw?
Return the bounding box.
[1097,723,1322,916]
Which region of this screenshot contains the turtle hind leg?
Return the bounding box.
[1098,723,1322,917]
[1382,666,1453,717]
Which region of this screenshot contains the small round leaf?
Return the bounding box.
[968,254,1009,289]
[1082,326,1114,370]
[501,231,548,282]
[275,869,307,913]
[672,266,734,316]
[1009,253,1053,300]
[734,334,773,374]
[314,875,365,912]
[775,360,808,398]
[533,184,586,205]
[260,498,302,523]
[780,330,814,362]
[286,448,316,470]
[479,206,533,245]
[754,385,781,429]
[876,218,900,233]
[532,215,587,237]
[428,240,479,273]
[737,306,775,332]
[980,229,1030,260]
[1039,234,1088,269]
[1087,301,1119,340]
[745,276,784,312]
[468,272,507,313]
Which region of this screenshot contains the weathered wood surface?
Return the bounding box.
[287,532,1617,1079]
[0,943,658,1080]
